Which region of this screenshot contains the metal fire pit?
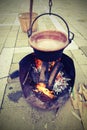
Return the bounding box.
[19,53,75,110]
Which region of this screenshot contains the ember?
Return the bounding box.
[34,82,55,99]
[35,58,42,69]
[19,53,75,110]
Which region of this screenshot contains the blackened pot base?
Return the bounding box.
[19,53,75,110]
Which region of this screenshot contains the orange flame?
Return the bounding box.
[35,58,42,69]
[34,82,55,99]
[48,61,55,71]
[56,72,62,80]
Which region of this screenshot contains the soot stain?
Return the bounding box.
[8,90,23,103]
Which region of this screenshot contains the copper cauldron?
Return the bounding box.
[27,13,74,62]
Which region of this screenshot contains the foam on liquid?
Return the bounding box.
[32,39,67,51]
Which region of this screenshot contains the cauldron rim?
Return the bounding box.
[29,30,68,52]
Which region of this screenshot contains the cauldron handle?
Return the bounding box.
[27,13,74,44]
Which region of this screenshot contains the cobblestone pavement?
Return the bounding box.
[0,0,87,130]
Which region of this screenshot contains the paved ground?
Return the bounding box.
[0,0,87,130]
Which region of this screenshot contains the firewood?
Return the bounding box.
[39,62,48,83]
[82,84,87,100]
[48,62,63,88]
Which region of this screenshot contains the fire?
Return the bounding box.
[56,72,62,80]
[48,61,55,71]
[35,58,42,69]
[34,82,55,99]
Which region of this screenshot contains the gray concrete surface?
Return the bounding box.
[0,0,87,130]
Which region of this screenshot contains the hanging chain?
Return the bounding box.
[49,0,52,14]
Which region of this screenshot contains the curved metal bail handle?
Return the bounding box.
[69,31,74,43]
[27,13,74,44]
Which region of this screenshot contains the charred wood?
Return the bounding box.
[48,62,63,89]
[39,62,48,84]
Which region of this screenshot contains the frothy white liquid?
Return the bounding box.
[32,39,67,51]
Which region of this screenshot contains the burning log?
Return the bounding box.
[34,82,55,99]
[48,62,63,89]
[35,58,42,69]
[39,62,48,83]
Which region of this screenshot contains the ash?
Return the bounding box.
[53,71,71,95]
